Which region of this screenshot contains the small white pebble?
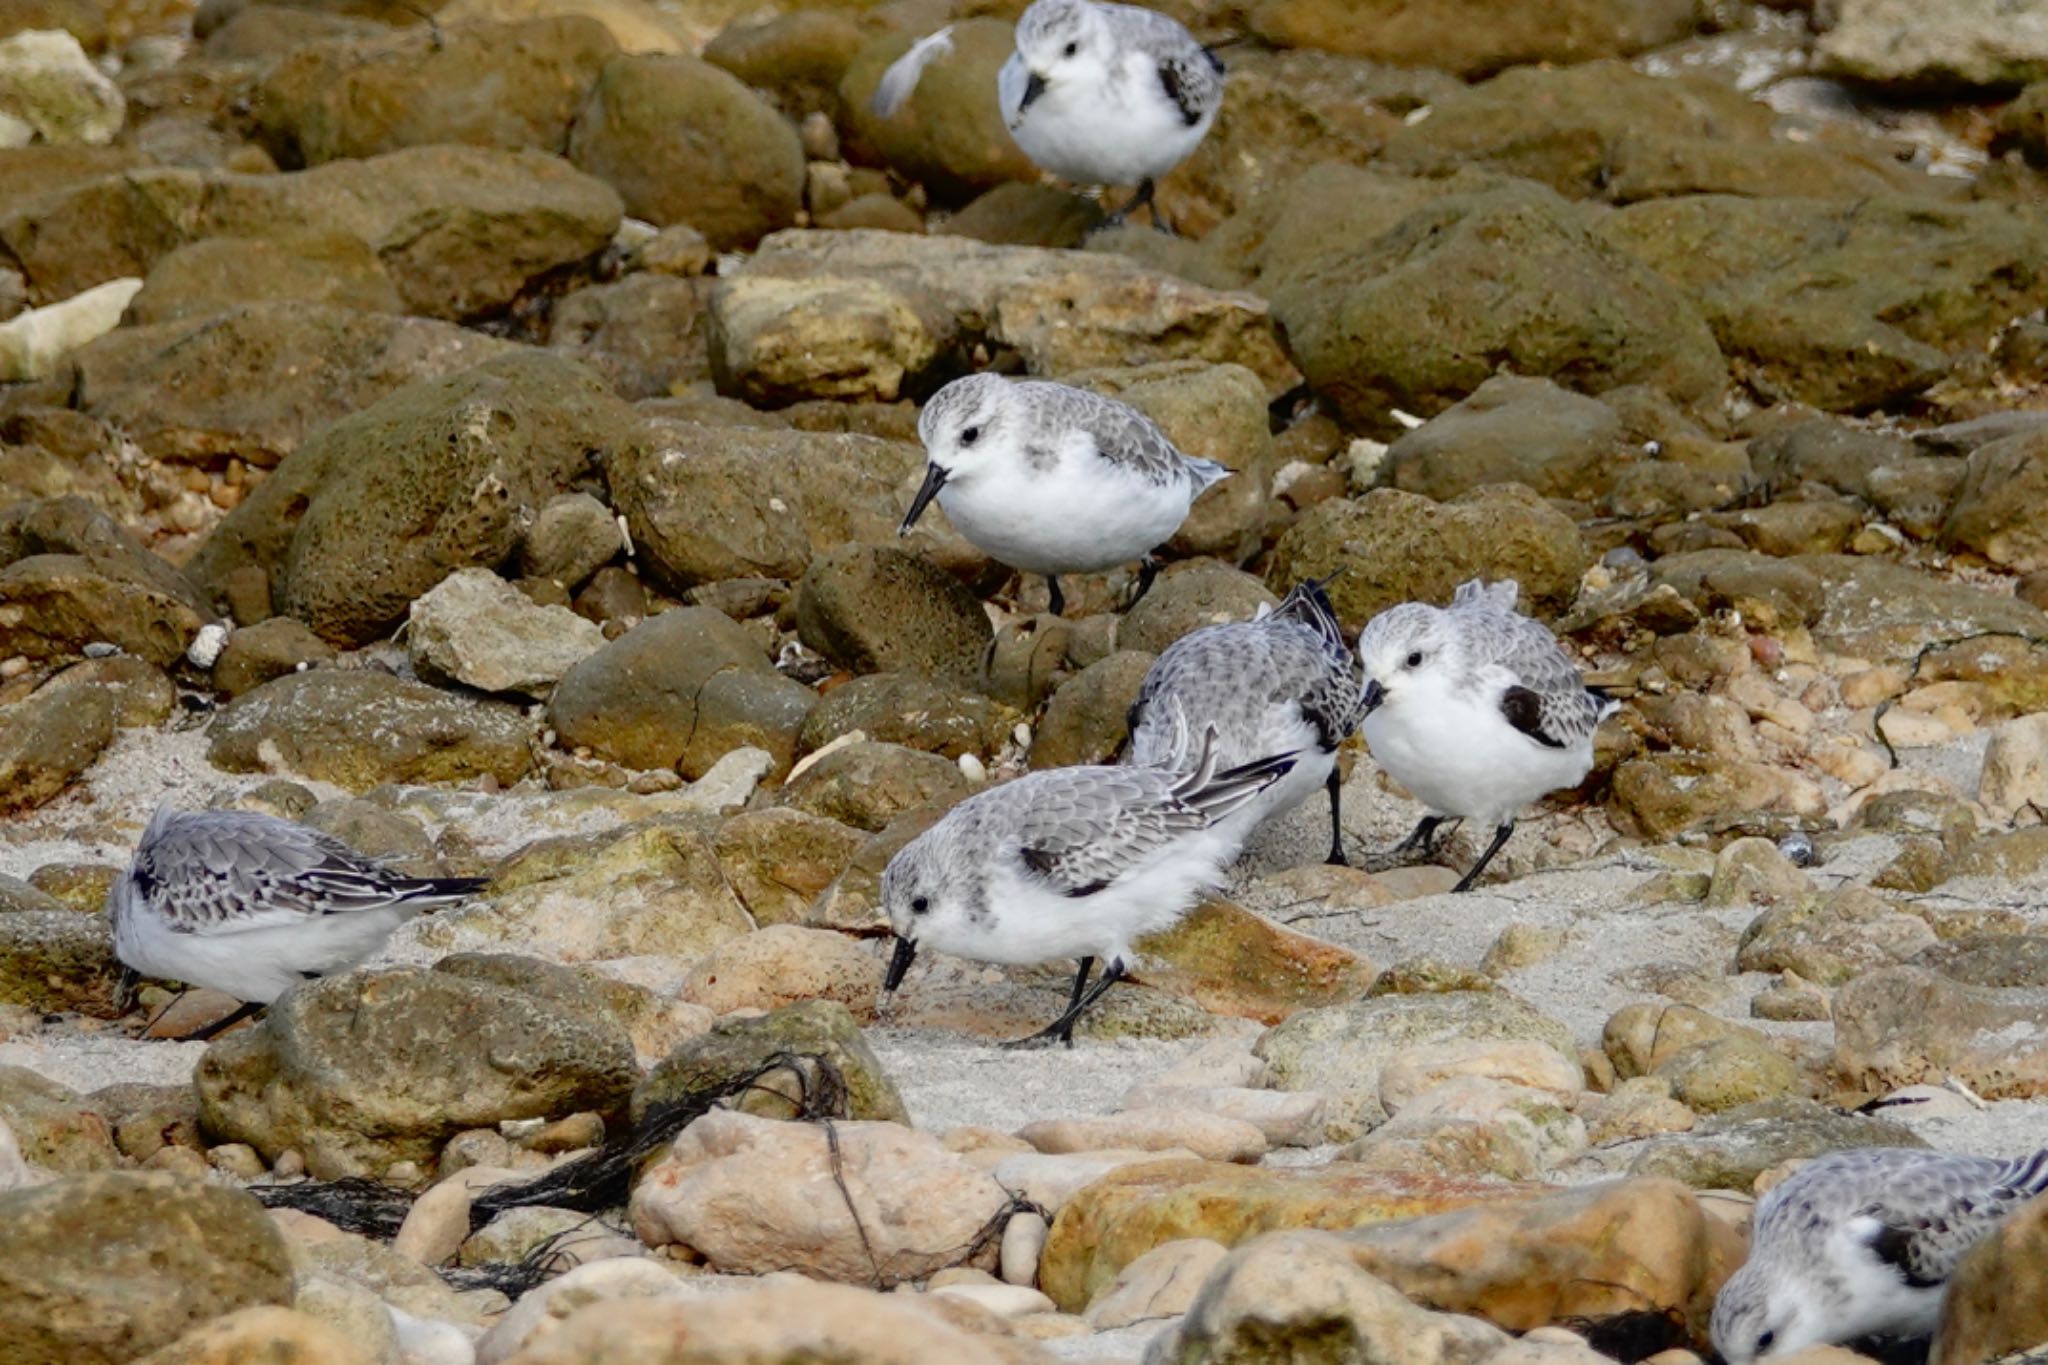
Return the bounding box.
[958,752,987,784]
[186,621,231,668]
[1012,722,1032,748]
[82,641,120,658]
[1388,408,1424,430]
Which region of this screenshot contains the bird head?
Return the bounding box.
[901,373,1010,533]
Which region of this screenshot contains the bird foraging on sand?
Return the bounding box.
[898,371,1227,616]
[109,805,486,1039]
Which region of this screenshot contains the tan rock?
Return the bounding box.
[499,1281,1043,1365]
[681,925,885,1020]
[1346,1078,1587,1181]
[1037,1158,1530,1313]
[1380,1039,1584,1115]
[132,1307,375,1365]
[999,1210,1047,1288]
[1582,1077,1696,1146]
[990,1150,1194,1212]
[1604,1002,1769,1080]
[1339,1177,1739,1330]
[1117,1084,1326,1147]
[1147,1229,1507,1365]
[1082,1237,1228,1329]
[476,1258,696,1365]
[928,1283,1055,1318]
[1016,1108,1267,1164]
[1978,713,2048,822]
[629,1109,1010,1285]
[1133,898,1377,1025]
[391,1176,471,1267]
[1932,1189,2048,1365]
[1835,965,2048,1098]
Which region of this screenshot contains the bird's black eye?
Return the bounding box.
[1405,650,1423,668]
[1756,1331,1776,1355]
[910,895,930,915]
[960,426,980,446]
[1063,40,1077,56]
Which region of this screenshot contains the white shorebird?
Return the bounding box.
[1356,579,1615,892]
[898,371,1227,616]
[1712,1145,2048,1362]
[1126,577,1364,866]
[870,0,1224,229]
[109,806,486,1039]
[878,728,1294,1046]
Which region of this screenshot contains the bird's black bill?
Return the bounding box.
[1362,678,1386,713]
[899,464,949,535]
[1020,70,1047,111]
[884,935,918,992]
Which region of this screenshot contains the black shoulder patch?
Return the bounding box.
[1866,1219,1943,1289]
[1500,685,1565,749]
[1299,697,1346,753]
[1203,45,1225,74]
[1063,878,1111,899]
[1020,846,1059,879]
[130,863,157,899]
[1157,59,1205,128]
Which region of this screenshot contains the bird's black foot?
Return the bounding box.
[182,998,264,1042]
[1123,557,1160,612]
[1045,574,1066,618]
[1452,821,1516,894]
[1000,958,1123,1050]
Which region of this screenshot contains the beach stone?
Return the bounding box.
[210,618,334,697]
[839,20,1037,204]
[630,1108,1008,1284]
[474,1258,695,1364]
[1835,966,2048,1099]
[1581,1077,1696,1146]
[1267,485,1588,633]
[0,872,65,913]
[1604,1003,1767,1080]
[1018,1109,1268,1165]
[608,421,925,591]
[548,606,817,779]
[133,1306,375,1365]
[1913,935,2048,989]
[796,544,993,688]
[1343,1078,1585,1182]
[780,740,969,832]
[1082,1237,1227,1329]
[518,491,620,587]
[682,924,886,1020]
[1818,0,2048,91]
[126,233,403,325]
[546,273,714,400]
[991,1149,1195,1212]
[1934,1191,2048,1365]
[1379,1040,1584,1115]
[1248,0,1693,75]
[1707,837,1812,908]
[1979,714,2048,822]
[1255,989,1578,1140]
[1599,196,2048,411]
[1608,752,1792,841]
[1029,650,1153,771]
[1274,181,1724,428]
[1943,427,2048,573]
[1116,561,1276,658]
[1648,549,1825,629]
[568,54,802,251]
[0,669,117,814]
[1038,1159,1528,1313]
[0,28,121,145]
[458,1205,605,1268]
[1119,1086,1325,1149]
[2,146,621,319]
[0,905,119,1012]
[76,305,517,472]
[473,821,752,962]
[711,807,864,928]
[208,668,532,792]
[1656,1037,1800,1114]
[1628,1097,1923,1189]
[0,1172,293,1365]
[1135,898,1378,1025]
[252,17,617,166]
[0,1066,113,1172]
[1381,375,1635,505]
[1736,887,1938,986]
[195,964,638,1178]
[498,1280,1031,1365]
[1338,1177,1735,1332]
[632,998,907,1127]
[0,496,211,664]
[1148,1228,1508,1365]
[799,672,1009,762]
[272,1275,401,1363]
[407,567,605,697]
[1941,827,2048,883]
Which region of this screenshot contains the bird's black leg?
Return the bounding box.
[1324,769,1348,867]
[1390,814,1448,857]
[1104,178,1161,230]
[1453,821,1516,893]
[183,998,264,1043]
[1003,957,1125,1049]
[1124,557,1160,612]
[114,965,139,1014]
[1045,575,1065,617]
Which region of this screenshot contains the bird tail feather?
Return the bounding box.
[1270,575,1346,650]
[1997,1146,2048,1200]
[389,875,489,907]
[1172,726,1297,823]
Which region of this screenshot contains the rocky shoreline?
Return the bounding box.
[7,0,2048,1360]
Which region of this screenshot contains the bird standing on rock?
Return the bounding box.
[109,805,486,1040]
[869,0,1224,231]
[898,371,1228,616]
[1356,579,1616,892]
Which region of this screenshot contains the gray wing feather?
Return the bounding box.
[1463,607,1607,748]
[1029,382,1224,491]
[1012,767,1208,894]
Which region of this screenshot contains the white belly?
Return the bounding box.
[1000,53,1214,186]
[116,907,417,1003]
[938,455,1193,576]
[1363,692,1591,828]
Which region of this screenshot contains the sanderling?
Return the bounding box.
[879,727,1295,1046]
[870,0,1223,229]
[1713,1145,2048,1362]
[109,805,486,1039]
[1126,577,1364,866]
[1356,579,1616,893]
[897,371,1227,616]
